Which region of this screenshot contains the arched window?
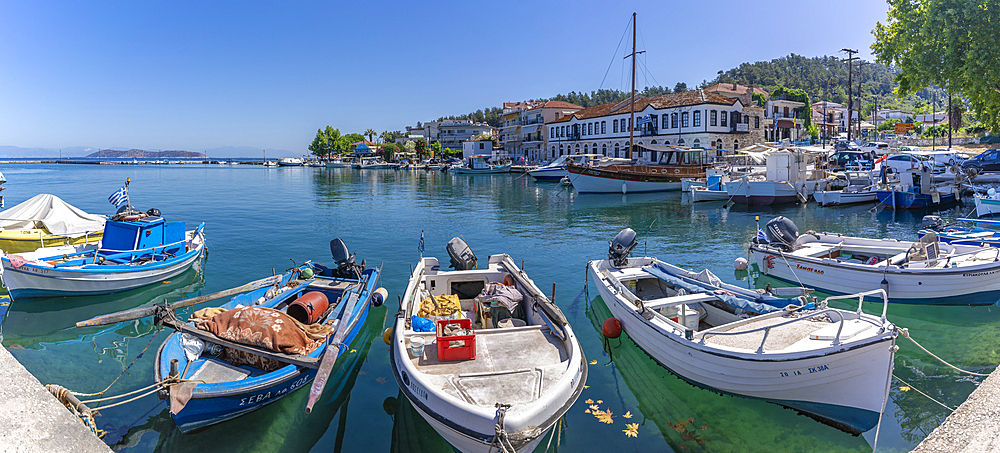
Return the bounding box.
[559,145,564,156]
[678,138,686,145]
[650,140,657,144]
[575,144,581,153]
[734,140,739,151]
[601,121,606,134]
[602,144,607,156]
[662,114,668,129]
[693,139,701,148]
[693,111,701,127]
[671,113,678,128]
[614,145,620,158]
[681,112,689,128]
[584,144,589,153]
[551,146,556,157]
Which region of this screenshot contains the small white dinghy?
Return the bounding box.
[589,228,898,434]
[390,238,586,452]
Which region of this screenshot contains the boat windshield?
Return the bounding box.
[549,155,568,166]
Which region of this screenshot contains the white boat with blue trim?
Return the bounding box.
[588,228,897,434]
[750,216,1000,305]
[1,208,206,300]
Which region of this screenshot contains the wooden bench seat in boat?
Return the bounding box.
[407,325,569,406]
[188,357,252,383]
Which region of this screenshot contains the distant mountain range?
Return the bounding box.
[85,149,206,158]
[0,145,296,158]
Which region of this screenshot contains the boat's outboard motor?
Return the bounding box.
[608,228,637,267]
[765,216,799,251]
[447,237,477,270]
[329,238,363,278]
[922,215,944,230]
[146,208,161,218]
[112,204,142,220]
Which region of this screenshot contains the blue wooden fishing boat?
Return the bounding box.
[152,239,383,432]
[0,209,206,300]
[875,189,957,210]
[919,217,1000,248]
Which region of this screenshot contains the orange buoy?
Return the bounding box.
[602,318,622,339]
[286,291,329,324]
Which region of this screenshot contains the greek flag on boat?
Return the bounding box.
[108,184,128,207]
[756,228,769,243]
[418,230,424,256]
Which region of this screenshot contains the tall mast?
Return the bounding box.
[630,12,636,159]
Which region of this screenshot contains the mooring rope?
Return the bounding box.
[899,328,990,377]
[72,327,162,398]
[892,373,956,412]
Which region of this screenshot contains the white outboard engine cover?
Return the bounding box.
[609,228,637,266]
[765,216,799,251]
[447,237,477,270]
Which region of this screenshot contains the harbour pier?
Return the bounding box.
[912,366,1000,452]
[0,346,111,453]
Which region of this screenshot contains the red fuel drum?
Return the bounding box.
[287,291,330,324]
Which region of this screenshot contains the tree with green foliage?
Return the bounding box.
[771,86,813,128]
[403,140,416,156]
[415,140,427,158]
[872,0,1000,133]
[673,82,688,93]
[308,128,327,157]
[877,118,902,132]
[430,141,441,157]
[382,142,397,162]
[365,128,376,144]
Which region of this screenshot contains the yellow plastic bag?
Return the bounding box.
[418,294,460,318]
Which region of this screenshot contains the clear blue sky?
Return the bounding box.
[0,1,890,153]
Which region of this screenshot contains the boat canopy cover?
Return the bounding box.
[644,263,782,315]
[0,194,106,237]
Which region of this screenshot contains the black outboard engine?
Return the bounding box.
[608,228,637,267]
[146,208,161,218]
[922,215,944,230]
[112,204,142,221]
[447,237,477,270]
[329,238,363,278]
[765,216,799,251]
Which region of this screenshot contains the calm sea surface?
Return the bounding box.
[1,163,996,452]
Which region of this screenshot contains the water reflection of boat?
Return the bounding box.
[388,390,455,453]
[586,295,872,452]
[0,262,205,349]
[119,305,387,452]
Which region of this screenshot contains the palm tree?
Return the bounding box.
[365,128,376,144]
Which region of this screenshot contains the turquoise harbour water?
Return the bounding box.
[1,163,996,452]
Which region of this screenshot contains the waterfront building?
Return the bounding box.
[704,83,769,100]
[764,96,807,142]
[462,138,497,159]
[545,90,764,162]
[812,101,847,142]
[435,120,495,151]
[500,101,582,162]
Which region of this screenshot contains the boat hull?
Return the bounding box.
[1,235,206,300]
[875,190,957,210]
[689,187,729,202]
[454,164,510,174]
[568,168,684,193]
[975,195,1000,217]
[750,243,1000,305]
[588,261,895,434]
[528,166,566,181]
[0,229,104,254]
[813,190,878,207]
[725,180,819,205]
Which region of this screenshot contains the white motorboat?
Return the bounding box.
[263,160,277,167]
[750,216,1000,305]
[353,157,394,169]
[325,157,354,168]
[588,229,897,434]
[528,154,603,181]
[278,157,303,166]
[813,170,878,207]
[390,239,586,452]
[725,150,831,205]
[453,155,510,174]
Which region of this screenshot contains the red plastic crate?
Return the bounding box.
[436,318,476,361]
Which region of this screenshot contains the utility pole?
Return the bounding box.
[841,49,859,142]
[948,91,953,149]
[932,91,937,150]
[857,60,867,139]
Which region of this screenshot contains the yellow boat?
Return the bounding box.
[0,194,106,254]
[0,228,103,254]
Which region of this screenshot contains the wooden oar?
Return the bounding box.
[306,263,380,413]
[75,274,284,327]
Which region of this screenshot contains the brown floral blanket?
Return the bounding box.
[195,306,332,371]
